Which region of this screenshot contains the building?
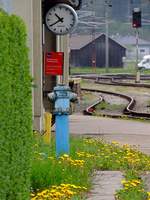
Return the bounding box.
[0,0,58,131]
[113,35,150,60]
[70,33,126,68]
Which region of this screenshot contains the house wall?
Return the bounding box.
[138,45,150,58]
[126,45,150,60]
[11,0,44,131]
[11,0,57,131]
[70,50,81,67]
[109,39,126,67]
[70,35,126,67]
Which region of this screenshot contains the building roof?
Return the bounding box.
[69,34,99,50]
[111,35,150,46]
[70,33,126,50]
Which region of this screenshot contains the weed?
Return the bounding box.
[31,136,150,200]
[95,101,125,111]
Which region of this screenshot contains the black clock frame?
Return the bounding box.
[43,0,81,14]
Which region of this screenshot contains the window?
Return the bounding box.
[140,49,145,53]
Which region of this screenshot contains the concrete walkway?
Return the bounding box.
[87,171,123,200]
[69,114,150,154]
[69,114,150,199]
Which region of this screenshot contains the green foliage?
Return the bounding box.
[0,12,32,200]
[70,65,136,75]
[116,170,148,200]
[95,101,124,111]
[71,65,150,75]
[31,136,91,192]
[32,136,150,199]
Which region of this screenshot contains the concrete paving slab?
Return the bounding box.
[87,196,115,200]
[86,171,123,200]
[69,114,150,136]
[141,172,150,191]
[69,114,150,154]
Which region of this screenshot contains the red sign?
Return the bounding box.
[45,52,64,75]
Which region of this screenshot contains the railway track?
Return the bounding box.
[82,88,150,119]
[73,73,150,88]
[76,74,150,119]
[96,74,150,88]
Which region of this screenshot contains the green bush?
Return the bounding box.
[0,11,32,200]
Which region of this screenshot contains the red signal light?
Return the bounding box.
[132,8,141,28]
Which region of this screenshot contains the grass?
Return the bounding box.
[81,92,98,103]
[95,101,125,111]
[71,66,135,74]
[80,91,99,109]
[116,169,150,200]
[31,133,150,200]
[70,65,150,75]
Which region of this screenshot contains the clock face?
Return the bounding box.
[45,4,78,35]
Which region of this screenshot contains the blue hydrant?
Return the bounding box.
[48,84,77,157]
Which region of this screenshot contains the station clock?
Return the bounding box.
[45,3,78,35]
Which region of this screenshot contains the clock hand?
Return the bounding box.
[55,13,64,22]
[50,18,64,27]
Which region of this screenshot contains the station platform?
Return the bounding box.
[69,114,150,155]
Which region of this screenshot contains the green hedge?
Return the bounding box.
[0,11,32,200]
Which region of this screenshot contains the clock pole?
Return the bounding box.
[56,34,70,85]
[47,3,78,157]
[62,34,70,86]
[56,35,63,84]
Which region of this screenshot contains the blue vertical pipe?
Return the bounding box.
[55,94,70,157]
[55,115,69,157]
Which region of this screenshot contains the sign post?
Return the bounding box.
[132,8,142,83]
[135,29,140,83]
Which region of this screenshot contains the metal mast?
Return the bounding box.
[105,0,112,72]
[91,0,96,71]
